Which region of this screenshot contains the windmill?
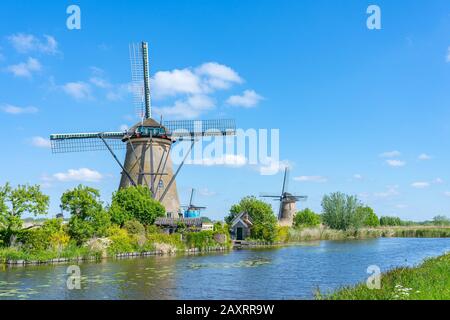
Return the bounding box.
[50,42,236,217]
[181,188,207,218]
[260,167,307,226]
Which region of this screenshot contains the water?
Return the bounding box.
[1,238,449,300]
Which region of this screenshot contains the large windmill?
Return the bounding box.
[50,42,236,217]
[260,167,308,226]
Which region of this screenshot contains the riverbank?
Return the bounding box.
[276,226,450,243]
[321,251,450,300]
[2,226,450,266]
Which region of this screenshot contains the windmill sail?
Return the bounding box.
[50,132,125,153]
[129,42,151,120]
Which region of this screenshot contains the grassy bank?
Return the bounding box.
[276,226,450,243]
[320,252,450,300]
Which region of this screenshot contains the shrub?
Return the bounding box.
[20,219,69,251]
[147,232,185,251]
[106,226,138,255]
[185,231,215,250]
[294,209,321,228]
[123,220,145,235]
[109,185,165,226]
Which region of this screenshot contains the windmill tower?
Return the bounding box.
[50,42,236,217]
[260,167,308,226]
[181,188,207,218]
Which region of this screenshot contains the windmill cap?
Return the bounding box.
[129,118,166,131]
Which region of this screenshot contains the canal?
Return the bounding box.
[1,237,449,299]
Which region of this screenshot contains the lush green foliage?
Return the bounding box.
[61,185,110,244]
[0,183,49,245]
[294,209,321,228]
[357,206,380,227]
[109,185,165,226]
[321,192,363,230]
[19,218,69,251]
[123,220,145,235]
[432,215,450,226]
[322,253,450,300]
[227,196,278,242]
[380,216,403,226]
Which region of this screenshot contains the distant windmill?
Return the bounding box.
[50,42,236,217]
[181,188,207,218]
[260,167,307,226]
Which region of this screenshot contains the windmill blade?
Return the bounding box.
[189,188,195,207]
[163,119,236,137]
[50,132,125,153]
[129,42,151,120]
[260,193,282,198]
[281,167,289,195]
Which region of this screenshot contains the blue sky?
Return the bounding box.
[1,0,450,221]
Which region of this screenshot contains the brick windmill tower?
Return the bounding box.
[50,42,236,217]
[260,167,308,226]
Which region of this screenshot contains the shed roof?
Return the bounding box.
[155,217,203,227]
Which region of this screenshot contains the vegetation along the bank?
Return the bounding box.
[1,183,449,265]
[319,252,450,300]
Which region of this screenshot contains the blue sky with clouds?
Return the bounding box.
[1,0,450,221]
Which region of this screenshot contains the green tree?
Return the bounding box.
[321,192,362,230]
[356,206,380,228]
[226,196,278,242]
[109,185,165,226]
[0,183,49,245]
[432,215,450,226]
[294,208,321,228]
[61,185,110,244]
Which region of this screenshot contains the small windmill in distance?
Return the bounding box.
[181,188,206,218]
[260,167,308,226]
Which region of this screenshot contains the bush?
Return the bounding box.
[226,196,278,243]
[321,192,362,231]
[185,231,216,250]
[106,226,138,255]
[123,220,145,235]
[294,209,321,228]
[20,219,69,251]
[109,185,165,226]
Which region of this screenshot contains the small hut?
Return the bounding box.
[154,217,203,234]
[230,212,253,241]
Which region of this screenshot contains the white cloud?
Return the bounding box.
[434,178,444,184]
[259,158,291,175]
[153,69,203,98]
[294,175,328,183]
[195,62,243,90]
[386,159,406,167]
[89,77,111,89]
[193,154,247,167]
[353,174,364,180]
[1,104,38,115]
[374,185,400,198]
[119,124,129,132]
[53,168,103,182]
[444,192,450,197]
[31,136,51,148]
[418,153,432,161]
[62,82,92,100]
[226,90,263,108]
[379,150,401,158]
[411,182,430,189]
[155,94,215,119]
[6,57,41,78]
[8,33,58,55]
[395,204,408,209]
[446,47,450,62]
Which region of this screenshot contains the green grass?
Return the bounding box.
[0,244,96,263]
[321,253,450,300]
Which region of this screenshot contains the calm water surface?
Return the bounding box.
[1,238,449,300]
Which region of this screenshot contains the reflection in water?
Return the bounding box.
[0,238,449,300]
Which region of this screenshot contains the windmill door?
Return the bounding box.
[236,227,243,240]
